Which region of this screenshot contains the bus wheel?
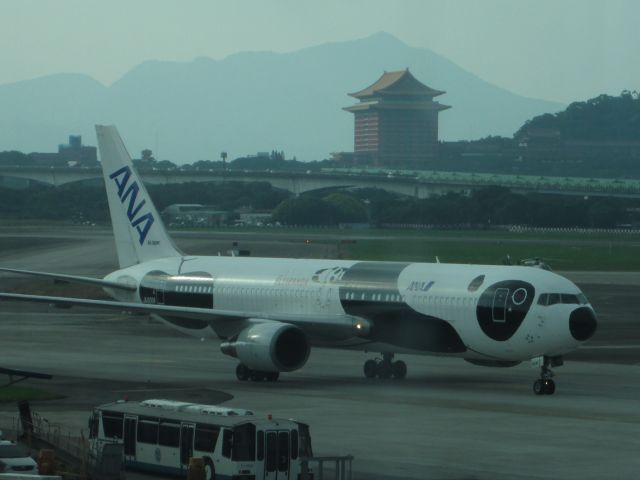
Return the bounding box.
[236,363,250,381]
[203,456,215,480]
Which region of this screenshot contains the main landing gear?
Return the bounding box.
[532,356,562,395]
[235,363,280,382]
[363,353,407,379]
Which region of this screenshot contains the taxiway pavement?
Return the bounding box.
[0,227,638,479]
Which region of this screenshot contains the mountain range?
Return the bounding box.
[0,32,563,162]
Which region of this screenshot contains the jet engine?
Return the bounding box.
[220,321,310,372]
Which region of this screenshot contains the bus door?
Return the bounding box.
[180,423,195,469]
[264,430,290,480]
[123,416,137,462]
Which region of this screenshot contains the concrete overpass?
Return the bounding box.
[1,165,640,199]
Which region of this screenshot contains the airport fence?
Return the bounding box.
[379,223,640,235]
[0,411,95,478]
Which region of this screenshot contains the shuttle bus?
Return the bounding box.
[88,399,313,480]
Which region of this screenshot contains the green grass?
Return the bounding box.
[0,386,63,403]
[346,238,640,271]
[200,225,640,270]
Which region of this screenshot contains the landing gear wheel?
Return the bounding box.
[533,379,545,395]
[250,371,265,382]
[392,360,407,379]
[363,353,405,379]
[363,359,377,379]
[533,356,560,395]
[236,363,250,381]
[543,379,556,395]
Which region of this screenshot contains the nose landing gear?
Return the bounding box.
[533,377,555,395]
[363,353,407,379]
[532,356,562,395]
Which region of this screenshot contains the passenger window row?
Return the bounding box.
[216,286,315,298]
[175,284,213,294]
[416,295,478,307]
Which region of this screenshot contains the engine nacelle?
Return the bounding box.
[220,322,310,372]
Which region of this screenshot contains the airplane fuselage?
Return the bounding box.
[104,256,596,363]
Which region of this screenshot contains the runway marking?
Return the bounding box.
[111,387,203,393]
[0,313,117,317]
[581,345,640,349]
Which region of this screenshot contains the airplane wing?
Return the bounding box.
[0,267,136,291]
[0,292,367,334]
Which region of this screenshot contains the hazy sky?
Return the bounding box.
[1,0,638,103]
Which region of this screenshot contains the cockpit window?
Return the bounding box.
[560,294,579,304]
[538,292,589,306]
[548,293,560,305]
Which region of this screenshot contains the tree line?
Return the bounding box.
[272,186,635,229]
[1,181,636,229]
[515,91,640,141]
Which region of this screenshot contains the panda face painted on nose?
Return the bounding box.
[476,280,535,341]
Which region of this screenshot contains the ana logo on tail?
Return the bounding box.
[109,166,155,245]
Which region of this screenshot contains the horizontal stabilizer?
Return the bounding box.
[0,267,137,291]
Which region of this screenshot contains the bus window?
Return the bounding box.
[137,419,159,444]
[278,432,290,472]
[232,423,256,461]
[194,425,219,453]
[266,432,277,472]
[102,412,124,439]
[88,413,99,439]
[159,423,180,448]
[180,425,194,466]
[123,417,136,457]
[222,429,233,459]
[291,430,298,460]
[257,431,264,461]
[298,424,313,458]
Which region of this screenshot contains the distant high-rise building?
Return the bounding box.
[58,135,97,165]
[343,69,450,168]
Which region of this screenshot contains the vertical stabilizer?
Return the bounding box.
[96,125,180,268]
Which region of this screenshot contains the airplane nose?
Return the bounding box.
[569,307,598,341]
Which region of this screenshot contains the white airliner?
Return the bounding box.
[0,126,598,395]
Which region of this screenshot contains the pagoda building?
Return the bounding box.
[343,69,450,168]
